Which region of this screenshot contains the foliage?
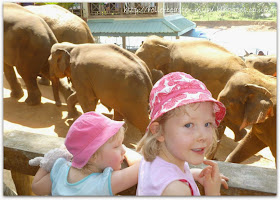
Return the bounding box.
[34,2,75,10]
[181,2,277,21]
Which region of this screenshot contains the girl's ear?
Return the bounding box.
[150,122,165,142]
[150,122,160,134]
[156,135,165,142]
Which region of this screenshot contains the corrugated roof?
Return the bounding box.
[87,14,196,36]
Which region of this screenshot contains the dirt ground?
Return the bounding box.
[2,24,276,195]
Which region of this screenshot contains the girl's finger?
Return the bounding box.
[204,168,211,181]
[221,179,229,189]
[199,166,212,178]
[203,160,219,177]
[221,174,229,181]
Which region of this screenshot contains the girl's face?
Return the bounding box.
[160,102,215,167]
[94,133,126,171]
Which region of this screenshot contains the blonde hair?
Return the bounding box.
[136,103,218,162]
[80,125,126,174]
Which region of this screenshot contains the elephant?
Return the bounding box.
[136,35,248,142]
[244,54,277,77]
[48,42,153,134]
[3,3,69,106]
[150,69,164,84]
[24,4,95,44]
[24,4,95,86]
[217,68,276,164]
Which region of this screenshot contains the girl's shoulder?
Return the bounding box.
[162,180,192,196]
[103,167,113,176]
[53,157,69,169]
[50,158,70,181]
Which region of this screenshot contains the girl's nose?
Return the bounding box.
[121,145,126,155]
[197,126,208,142]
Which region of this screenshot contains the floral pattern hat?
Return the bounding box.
[148,72,226,130]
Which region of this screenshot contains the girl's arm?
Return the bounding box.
[162,180,192,196]
[110,160,140,195]
[32,168,52,196]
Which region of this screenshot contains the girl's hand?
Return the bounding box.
[198,160,223,196]
[123,145,142,166]
[192,167,229,190]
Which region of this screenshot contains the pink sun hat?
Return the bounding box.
[148,72,226,129]
[65,111,124,169]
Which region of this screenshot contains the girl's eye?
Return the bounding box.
[205,122,212,127]
[184,123,193,128]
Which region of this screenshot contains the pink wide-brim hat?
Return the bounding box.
[148,72,226,130]
[65,111,124,169]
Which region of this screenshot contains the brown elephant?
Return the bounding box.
[48,42,153,134]
[244,54,277,77]
[136,35,247,141]
[3,3,69,106]
[24,4,95,44]
[217,68,276,164]
[25,4,95,87]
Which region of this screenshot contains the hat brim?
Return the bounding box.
[148,93,226,131]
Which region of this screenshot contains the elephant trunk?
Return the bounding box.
[50,76,62,107]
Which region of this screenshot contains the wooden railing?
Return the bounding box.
[3,130,277,196]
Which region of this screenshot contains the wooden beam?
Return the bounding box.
[3,130,277,196]
[4,130,64,176]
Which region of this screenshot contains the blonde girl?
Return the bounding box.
[137,72,228,196]
[30,111,141,196]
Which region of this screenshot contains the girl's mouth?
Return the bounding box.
[191,148,205,155]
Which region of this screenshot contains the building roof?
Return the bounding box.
[87,14,196,36]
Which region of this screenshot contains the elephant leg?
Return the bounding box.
[225,128,267,163]
[205,122,226,160]
[113,110,124,121]
[76,90,98,113]
[23,77,41,106]
[4,64,24,99]
[16,67,41,105]
[66,91,79,118]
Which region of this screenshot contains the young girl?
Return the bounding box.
[136,72,228,196]
[29,111,141,196]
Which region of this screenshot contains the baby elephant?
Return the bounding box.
[217,68,276,164]
[48,42,153,134]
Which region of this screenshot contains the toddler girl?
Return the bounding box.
[30,111,141,196]
[136,72,227,196]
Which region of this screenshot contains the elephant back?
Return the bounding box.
[70,43,153,100]
[25,4,95,44]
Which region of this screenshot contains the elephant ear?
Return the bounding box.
[240,84,274,130]
[154,44,170,72]
[51,49,71,78]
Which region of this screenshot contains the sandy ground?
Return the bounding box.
[2,24,276,195]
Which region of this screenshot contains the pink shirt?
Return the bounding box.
[136,156,200,196]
